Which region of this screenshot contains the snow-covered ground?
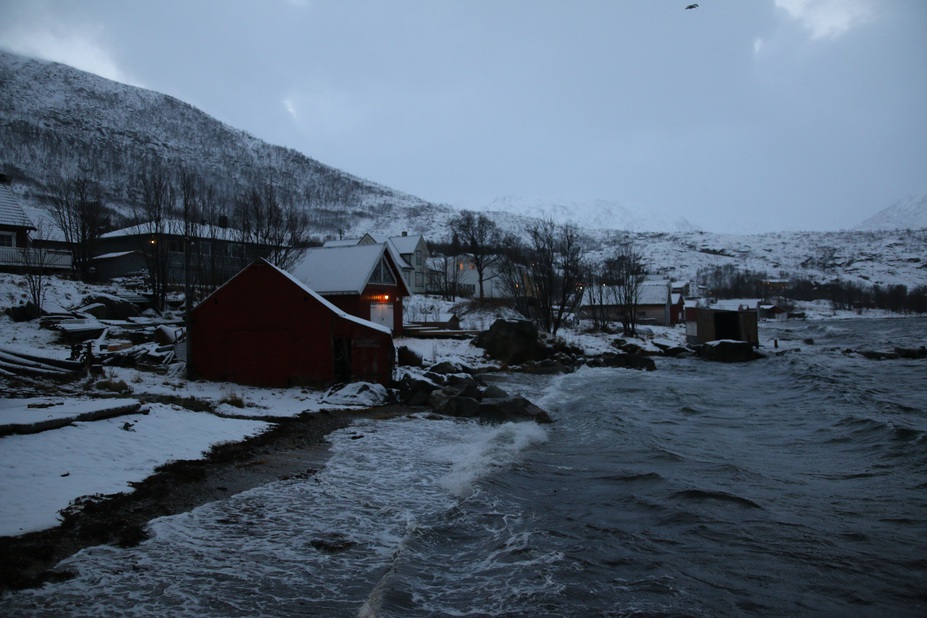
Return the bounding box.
[0,272,904,538]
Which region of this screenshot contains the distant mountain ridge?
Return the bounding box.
[1,49,926,290]
[0,49,451,238]
[855,194,927,232]
[470,196,700,233]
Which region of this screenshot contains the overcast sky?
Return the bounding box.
[1,0,925,233]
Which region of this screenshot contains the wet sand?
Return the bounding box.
[0,405,417,592]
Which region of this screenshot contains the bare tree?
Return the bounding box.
[526,219,557,333]
[426,236,464,300]
[496,233,533,318]
[18,222,54,312]
[524,219,586,335]
[607,239,646,336]
[448,210,504,299]
[45,173,109,281]
[554,223,587,334]
[235,181,310,271]
[136,161,175,311]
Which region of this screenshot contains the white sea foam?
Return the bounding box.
[435,421,549,499]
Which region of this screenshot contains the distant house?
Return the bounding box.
[713,298,787,321]
[579,280,675,326]
[428,253,521,299]
[327,232,434,294]
[669,292,686,325]
[290,243,411,334]
[90,251,149,280]
[0,175,71,271]
[95,219,260,284]
[190,259,394,388]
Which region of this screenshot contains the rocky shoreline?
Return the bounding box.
[0,405,414,593]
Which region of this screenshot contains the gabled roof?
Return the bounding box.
[638,281,671,305]
[358,233,414,270]
[581,280,670,307]
[0,183,35,229]
[289,244,412,296]
[387,234,423,255]
[197,258,392,335]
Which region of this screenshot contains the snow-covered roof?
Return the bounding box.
[92,250,145,261]
[21,205,65,242]
[290,244,411,297]
[273,263,392,335]
[101,219,242,242]
[713,299,761,311]
[322,238,361,248]
[581,280,670,307]
[388,233,422,255]
[358,233,414,270]
[639,281,670,305]
[0,183,34,229]
[199,258,392,335]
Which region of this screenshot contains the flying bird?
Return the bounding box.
[686,3,699,8]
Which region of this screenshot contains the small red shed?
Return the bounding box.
[290,244,411,335]
[189,259,395,388]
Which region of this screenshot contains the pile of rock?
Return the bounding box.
[852,346,926,361]
[471,319,660,374]
[693,340,766,363]
[397,361,552,424]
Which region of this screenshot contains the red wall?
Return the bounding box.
[190,261,394,388]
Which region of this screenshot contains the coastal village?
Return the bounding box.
[3,172,920,561]
[2,6,925,611]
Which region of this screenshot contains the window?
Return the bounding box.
[370,257,396,284]
[415,249,423,266]
[415,272,423,287]
[0,232,13,248]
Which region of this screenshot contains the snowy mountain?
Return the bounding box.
[1,50,924,291]
[0,49,452,238]
[854,194,927,232]
[468,196,699,233]
[621,228,927,290]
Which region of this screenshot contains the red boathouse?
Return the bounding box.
[189,259,394,388]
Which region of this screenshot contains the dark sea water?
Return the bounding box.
[2,318,925,617]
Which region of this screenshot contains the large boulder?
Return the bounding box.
[397,374,440,406]
[472,319,546,365]
[76,294,140,320]
[397,346,423,367]
[434,395,481,418]
[859,350,900,361]
[5,301,41,322]
[589,352,656,371]
[696,340,766,363]
[894,346,926,359]
[478,395,553,424]
[426,381,554,424]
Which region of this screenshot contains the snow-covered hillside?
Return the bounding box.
[579,228,927,290]
[465,196,699,233]
[0,50,453,235]
[855,194,927,232]
[2,50,924,290]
